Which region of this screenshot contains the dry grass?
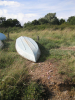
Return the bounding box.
[1,28,75,99]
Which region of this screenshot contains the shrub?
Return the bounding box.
[22,82,44,100]
[0,86,21,100]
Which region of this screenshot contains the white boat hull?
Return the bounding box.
[15,36,41,62]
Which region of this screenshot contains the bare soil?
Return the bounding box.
[59,46,75,51]
[23,46,75,100]
[25,58,75,100]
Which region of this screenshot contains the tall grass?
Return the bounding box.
[58,54,75,82]
[0,27,75,99]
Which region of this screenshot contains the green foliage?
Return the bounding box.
[32,20,40,25]
[23,13,59,28]
[67,16,74,22]
[44,13,56,22]
[37,39,60,61]
[50,49,66,60]
[44,13,59,25]
[38,39,60,50]
[70,17,75,25]
[58,23,70,30]
[0,17,21,27]
[1,23,75,99]
[23,21,32,28]
[23,24,49,31]
[0,83,21,100]
[0,27,22,33]
[23,82,44,100]
[67,16,75,25]
[0,70,45,100]
[0,80,45,100]
[2,40,16,52]
[0,54,15,69]
[38,18,49,24]
[59,19,65,25]
[23,22,75,31]
[0,17,6,26]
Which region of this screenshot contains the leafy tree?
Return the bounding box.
[38,18,49,24]
[67,16,75,25]
[52,17,59,25]
[44,13,59,25]
[67,16,74,23]
[0,17,6,22]
[12,19,21,27]
[0,18,21,27]
[59,19,65,25]
[6,18,13,27]
[0,17,6,26]
[31,20,40,25]
[23,21,31,28]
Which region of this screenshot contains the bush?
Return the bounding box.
[0,27,22,34]
[22,82,44,100]
[0,79,44,100]
[0,86,21,100]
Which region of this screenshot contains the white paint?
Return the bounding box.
[15,36,41,62]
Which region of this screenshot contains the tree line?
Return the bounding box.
[0,13,75,28]
[24,13,75,27]
[0,17,21,27]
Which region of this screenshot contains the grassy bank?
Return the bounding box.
[0,27,75,99]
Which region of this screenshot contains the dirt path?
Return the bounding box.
[59,46,75,51]
[25,59,75,100]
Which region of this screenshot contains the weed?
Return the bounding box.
[0,27,75,99]
[23,82,44,100]
[59,71,65,75]
[0,54,14,69]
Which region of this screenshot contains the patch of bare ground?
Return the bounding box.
[26,59,75,100]
[59,46,75,51]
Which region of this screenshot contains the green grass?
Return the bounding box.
[1,27,75,99]
[2,40,16,52]
[0,53,15,69]
[57,50,75,80]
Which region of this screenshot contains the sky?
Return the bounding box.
[0,0,75,26]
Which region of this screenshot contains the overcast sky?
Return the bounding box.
[0,0,75,25]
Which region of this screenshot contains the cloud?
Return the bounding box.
[16,13,39,25]
[0,9,40,25]
[0,0,20,7]
[0,0,75,25]
[0,9,7,16]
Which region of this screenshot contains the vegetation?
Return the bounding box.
[0,12,75,99]
[67,16,75,25]
[0,17,21,27]
[0,27,75,99]
[1,12,75,29]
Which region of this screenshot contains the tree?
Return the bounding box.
[31,20,40,25]
[51,17,59,25]
[6,18,13,27]
[67,16,75,25]
[44,13,59,25]
[0,17,6,26]
[67,16,74,23]
[38,18,49,24]
[0,18,21,27]
[59,19,65,25]
[23,21,31,28]
[0,17,6,23]
[12,19,21,27]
